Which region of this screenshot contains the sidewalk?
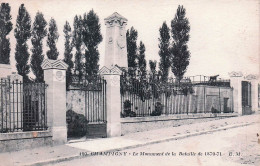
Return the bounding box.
[0,113,259,166]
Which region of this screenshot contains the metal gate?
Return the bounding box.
[67,75,107,138]
[242,81,252,115]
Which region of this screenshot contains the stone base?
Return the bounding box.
[107,122,121,137]
[0,131,52,153]
[52,126,67,145]
[86,123,107,138]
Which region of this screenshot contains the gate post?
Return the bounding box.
[245,74,258,112]
[229,71,243,115]
[41,59,68,145]
[99,66,122,137]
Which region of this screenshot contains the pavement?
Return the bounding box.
[0,113,259,166]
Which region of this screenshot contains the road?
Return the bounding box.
[49,123,260,166]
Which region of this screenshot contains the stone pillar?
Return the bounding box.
[41,59,68,145]
[99,66,122,137]
[244,74,258,112]
[229,71,243,115]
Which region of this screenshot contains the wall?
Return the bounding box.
[121,113,238,135]
[66,90,86,115]
[193,85,233,113]
[0,131,52,153]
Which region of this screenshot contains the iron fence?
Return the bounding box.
[0,78,47,133]
[186,75,231,87]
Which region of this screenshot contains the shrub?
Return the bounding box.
[151,101,163,116]
[123,100,131,116]
[180,83,194,96]
[66,109,88,137]
[129,111,137,117]
[122,100,136,117]
[211,107,219,114]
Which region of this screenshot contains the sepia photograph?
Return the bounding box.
[0,0,259,165]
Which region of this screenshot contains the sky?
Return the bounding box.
[2,0,260,79]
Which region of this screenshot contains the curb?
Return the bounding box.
[25,122,255,166]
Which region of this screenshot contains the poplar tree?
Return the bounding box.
[170,5,190,81]
[73,15,83,80]
[126,26,138,69]
[14,4,31,82]
[46,18,59,60]
[82,9,102,79]
[149,60,157,80]
[31,12,47,82]
[63,21,74,89]
[137,41,146,80]
[158,21,171,82]
[0,3,12,64]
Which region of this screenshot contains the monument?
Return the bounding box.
[104,12,128,68]
[98,12,128,137]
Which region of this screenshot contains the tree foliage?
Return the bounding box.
[73,15,83,80]
[63,21,74,89]
[170,5,190,81]
[31,12,47,82]
[82,9,102,79]
[149,60,157,79]
[137,41,146,80]
[0,3,12,64]
[158,21,171,82]
[46,18,59,60]
[126,26,138,69]
[14,4,31,82]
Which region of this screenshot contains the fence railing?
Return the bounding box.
[185,75,231,87]
[191,80,231,87]
[0,78,47,133]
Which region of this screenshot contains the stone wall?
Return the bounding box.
[121,113,238,135]
[66,90,86,115]
[193,85,233,113]
[0,131,52,153]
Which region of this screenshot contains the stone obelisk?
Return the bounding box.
[104,12,128,68]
